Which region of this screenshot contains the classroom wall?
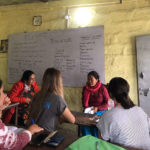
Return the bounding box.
[0,0,150,111]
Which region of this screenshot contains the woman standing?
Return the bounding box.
[96,77,150,149]
[28,68,75,132]
[3,70,39,125]
[0,80,43,150]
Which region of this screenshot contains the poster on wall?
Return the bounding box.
[0,39,8,52]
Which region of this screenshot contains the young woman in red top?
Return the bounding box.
[81,71,110,137]
[82,71,109,113]
[3,70,39,126]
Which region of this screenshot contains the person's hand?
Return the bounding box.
[25,97,31,104]
[89,115,101,125]
[94,107,98,113]
[4,96,11,105]
[27,124,44,135]
[0,96,11,111]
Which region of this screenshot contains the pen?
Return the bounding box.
[32,120,34,124]
[96,141,100,150]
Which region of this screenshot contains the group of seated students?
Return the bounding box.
[0,68,150,150]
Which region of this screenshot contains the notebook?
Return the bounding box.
[46,133,64,147]
[31,130,58,146]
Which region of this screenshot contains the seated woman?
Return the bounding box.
[3,70,39,126]
[0,80,43,150]
[96,77,150,149]
[82,71,110,112]
[28,68,75,132]
[81,71,110,137]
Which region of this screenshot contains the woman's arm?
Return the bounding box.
[61,107,75,124]
[0,121,30,150]
[9,82,26,103]
[0,121,43,150]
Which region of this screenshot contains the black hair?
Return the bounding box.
[21,70,34,83]
[0,80,2,89]
[88,71,99,80]
[108,77,135,109]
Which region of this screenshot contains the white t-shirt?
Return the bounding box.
[96,106,150,150]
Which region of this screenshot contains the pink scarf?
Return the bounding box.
[83,81,101,108]
[85,80,101,92]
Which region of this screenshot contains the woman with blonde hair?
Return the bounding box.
[28,68,75,132]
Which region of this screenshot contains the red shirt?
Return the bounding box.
[9,80,39,104]
[3,81,39,124]
[82,81,109,111]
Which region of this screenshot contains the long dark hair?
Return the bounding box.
[108,77,135,109]
[21,70,34,83]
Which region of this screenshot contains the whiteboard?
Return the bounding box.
[8,26,104,87]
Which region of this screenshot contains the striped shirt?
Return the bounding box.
[96,106,150,149]
[0,120,31,150]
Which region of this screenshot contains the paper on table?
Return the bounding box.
[84,107,94,114]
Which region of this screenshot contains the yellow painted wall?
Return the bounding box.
[1,0,150,111]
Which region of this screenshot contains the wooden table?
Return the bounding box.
[71,111,101,137]
[72,111,100,126]
[24,129,78,150]
[24,128,143,150]
[24,111,99,150]
[23,111,144,150]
